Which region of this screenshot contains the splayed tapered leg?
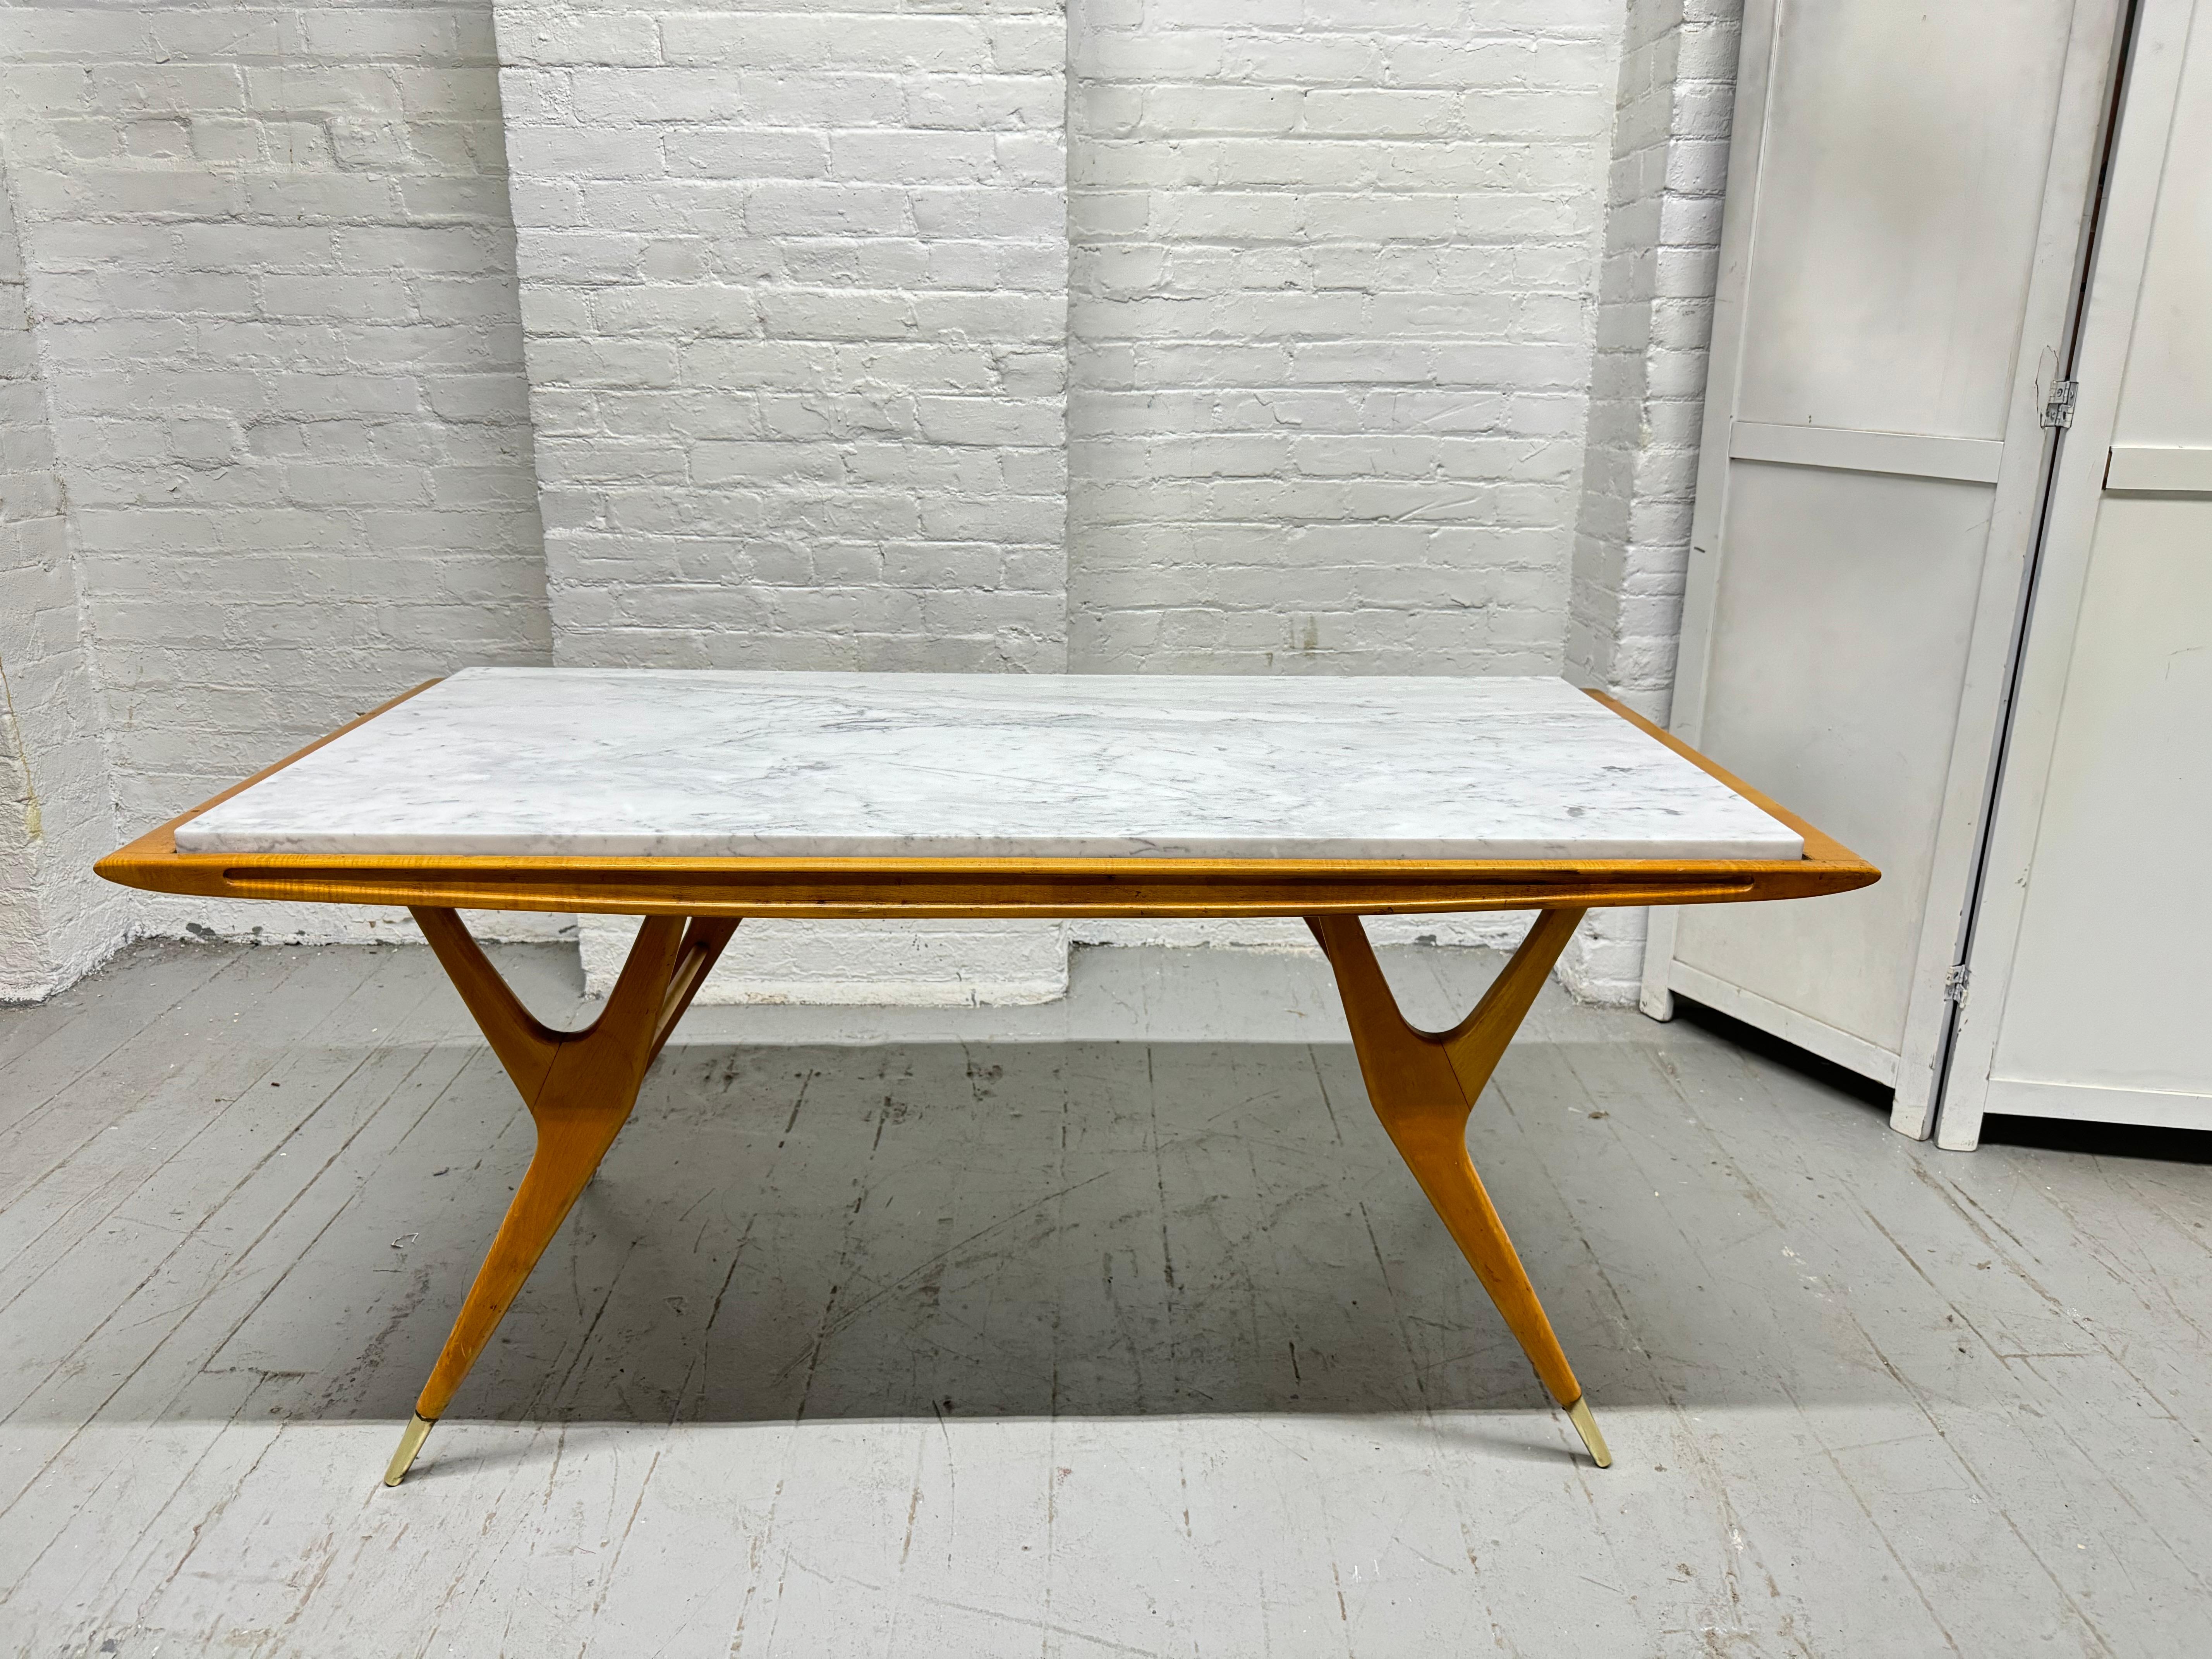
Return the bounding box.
[1307,907,1613,1468]
[380,910,737,1486]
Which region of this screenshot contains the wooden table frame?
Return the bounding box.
[96,682,1875,1486]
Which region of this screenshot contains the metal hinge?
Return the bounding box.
[2041,379,2078,429]
[1943,963,1972,1005]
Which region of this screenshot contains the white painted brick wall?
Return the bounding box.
[496,0,1068,674]
[1064,0,1625,958]
[496,0,1072,1001]
[1067,0,1624,676]
[1560,0,1739,1002]
[0,2,557,951]
[0,1,1743,1009]
[0,165,127,1000]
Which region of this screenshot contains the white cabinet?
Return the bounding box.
[1654,0,2212,1147]
[1642,0,2126,1133]
[1939,0,2212,1146]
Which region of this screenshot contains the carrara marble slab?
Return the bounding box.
[177,669,1802,862]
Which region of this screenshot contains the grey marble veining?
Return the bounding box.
[175,670,1803,860]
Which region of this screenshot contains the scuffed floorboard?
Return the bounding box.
[0,941,2205,1656]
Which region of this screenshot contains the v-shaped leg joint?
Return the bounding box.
[1307,908,1610,1467]
[412,905,562,1099]
[409,908,739,1116]
[651,917,739,1066]
[1308,908,1582,1111]
[384,910,738,1487]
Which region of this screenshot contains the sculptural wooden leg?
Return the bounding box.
[382,909,738,1487]
[1306,907,1611,1468]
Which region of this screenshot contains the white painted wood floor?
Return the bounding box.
[2,940,2206,1657]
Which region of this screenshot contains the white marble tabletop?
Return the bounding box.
[175,669,1802,862]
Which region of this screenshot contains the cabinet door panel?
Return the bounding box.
[1645,0,2123,1135]
[1674,464,1993,1059]
[1737,0,2078,440]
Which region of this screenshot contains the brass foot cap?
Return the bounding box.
[1565,1395,1613,1468]
[383,1413,436,1488]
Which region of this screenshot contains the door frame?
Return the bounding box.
[1640,0,2133,1139]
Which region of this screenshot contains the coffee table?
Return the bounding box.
[96,670,1875,1487]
